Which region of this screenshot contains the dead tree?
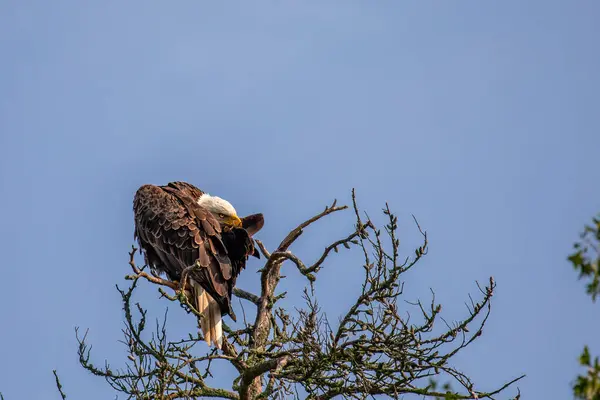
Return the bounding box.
[62,190,524,399]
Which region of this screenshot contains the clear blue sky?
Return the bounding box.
[1,1,599,399]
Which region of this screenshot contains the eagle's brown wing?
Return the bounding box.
[242,213,265,238]
[132,182,235,315]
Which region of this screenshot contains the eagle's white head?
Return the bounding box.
[197,193,242,228]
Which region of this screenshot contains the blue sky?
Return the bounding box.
[1,1,599,399]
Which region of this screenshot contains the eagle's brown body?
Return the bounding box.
[132,181,263,347]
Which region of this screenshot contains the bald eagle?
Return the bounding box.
[132,181,264,349]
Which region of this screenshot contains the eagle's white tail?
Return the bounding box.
[191,279,223,349]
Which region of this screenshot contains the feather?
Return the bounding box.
[201,218,216,236]
[192,279,222,349]
[193,280,212,346]
[197,242,210,267]
[242,213,265,237]
[210,299,223,349]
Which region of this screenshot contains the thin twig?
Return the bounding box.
[53,370,67,400]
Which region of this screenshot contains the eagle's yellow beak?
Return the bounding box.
[227,215,243,227]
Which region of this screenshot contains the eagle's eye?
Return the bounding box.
[218,213,226,219]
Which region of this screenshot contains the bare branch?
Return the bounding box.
[276,200,348,252]
[255,240,271,259]
[234,288,261,305]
